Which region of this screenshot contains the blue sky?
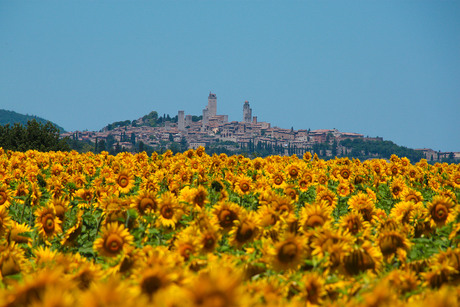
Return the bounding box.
[1,1,459,152]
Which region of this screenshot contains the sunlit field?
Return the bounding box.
[0,147,459,306]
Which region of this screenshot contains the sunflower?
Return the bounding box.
[49,197,69,223]
[114,169,135,194]
[286,163,301,179]
[300,272,327,305]
[157,191,183,229]
[300,201,333,232]
[79,275,138,307]
[271,172,285,187]
[0,184,13,208]
[336,181,352,197]
[186,264,244,307]
[252,157,265,170]
[422,261,457,289]
[174,230,199,261]
[269,234,305,271]
[13,181,29,203]
[75,188,94,208]
[315,189,338,209]
[310,227,355,260]
[450,171,460,189]
[406,166,422,182]
[256,204,280,229]
[339,211,370,236]
[7,221,32,245]
[137,266,172,301]
[229,211,259,248]
[61,212,83,247]
[348,192,376,223]
[132,189,157,215]
[427,195,456,228]
[271,194,295,217]
[35,205,63,243]
[402,188,424,203]
[140,176,159,192]
[235,175,253,195]
[343,241,382,275]
[0,206,12,237]
[316,173,328,185]
[384,269,419,295]
[303,151,312,161]
[1,268,70,306]
[390,177,407,200]
[377,229,411,261]
[93,223,134,257]
[338,166,352,181]
[71,261,103,291]
[197,226,221,254]
[0,242,28,278]
[212,201,242,231]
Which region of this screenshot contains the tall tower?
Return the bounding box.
[208,92,217,117]
[178,110,185,131]
[243,100,252,123]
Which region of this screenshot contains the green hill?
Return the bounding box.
[0,109,66,132]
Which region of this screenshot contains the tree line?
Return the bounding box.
[0,120,70,152]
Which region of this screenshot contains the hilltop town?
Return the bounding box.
[61,93,457,161]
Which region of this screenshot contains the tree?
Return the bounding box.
[0,119,70,152]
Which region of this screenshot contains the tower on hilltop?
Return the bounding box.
[207,92,217,117]
[243,100,252,123]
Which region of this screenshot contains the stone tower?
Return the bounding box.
[243,100,252,123]
[207,92,217,117]
[178,110,185,131]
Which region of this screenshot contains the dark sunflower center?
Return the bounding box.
[306,215,324,228]
[278,242,298,263]
[218,209,236,228]
[240,183,250,192]
[118,176,129,188]
[0,192,7,205]
[203,236,215,249]
[105,234,123,254]
[43,215,55,233]
[141,275,162,295]
[194,192,206,206]
[140,198,156,212]
[236,222,254,243]
[379,234,404,256]
[434,204,448,221]
[161,206,174,219]
[274,176,283,185]
[348,219,360,234]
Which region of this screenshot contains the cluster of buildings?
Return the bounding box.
[62,92,458,159]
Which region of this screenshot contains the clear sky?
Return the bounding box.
[1,1,459,152]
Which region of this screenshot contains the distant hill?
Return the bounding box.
[0,109,66,132]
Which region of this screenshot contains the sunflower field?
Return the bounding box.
[0,147,459,306]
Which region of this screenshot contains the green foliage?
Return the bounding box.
[0,119,70,152]
[0,109,66,132]
[340,138,423,161]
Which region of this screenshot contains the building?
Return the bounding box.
[243,101,252,123]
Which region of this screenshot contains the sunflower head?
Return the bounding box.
[300,201,333,232]
[427,196,456,228]
[93,223,134,258]
[315,189,338,210]
[270,234,305,271]
[133,189,157,215]
[114,169,135,194]
[35,205,63,243]
[229,212,259,248]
